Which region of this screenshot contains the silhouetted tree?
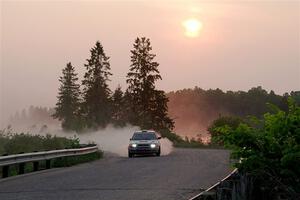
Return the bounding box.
[126,37,173,130]
[81,41,112,128]
[53,62,81,131]
[111,86,126,127]
[151,90,174,130]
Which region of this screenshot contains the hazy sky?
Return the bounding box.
[1,0,299,126]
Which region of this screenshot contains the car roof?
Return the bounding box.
[134,130,156,134]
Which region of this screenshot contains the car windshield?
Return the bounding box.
[132,132,157,140]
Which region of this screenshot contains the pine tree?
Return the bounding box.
[111,86,126,127]
[82,41,112,128]
[53,62,81,131]
[126,37,173,130]
[151,90,174,130]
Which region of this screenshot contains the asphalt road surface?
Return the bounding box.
[0,148,231,200]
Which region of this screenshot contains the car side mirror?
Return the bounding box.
[157,136,161,140]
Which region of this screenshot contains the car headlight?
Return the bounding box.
[150,144,156,148]
[131,143,137,148]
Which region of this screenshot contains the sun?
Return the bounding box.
[182,18,203,38]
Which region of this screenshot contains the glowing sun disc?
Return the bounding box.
[182,18,202,38]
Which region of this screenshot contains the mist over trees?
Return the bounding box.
[8,106,58,131]
[8,39,299,139]
[168,86,300,137]
[51,38,173,132]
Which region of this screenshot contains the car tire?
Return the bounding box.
[128,152,133,158]
[156,148,161,156]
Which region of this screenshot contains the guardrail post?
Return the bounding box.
[19,163,25,175]
[46,160,51,169]
[33,161,39,171]
[2,166,9,178]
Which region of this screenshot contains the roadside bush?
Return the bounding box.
[208,116,244,145]
[213,98,300,199]
[0,131,9,155]
[0,132,80,155]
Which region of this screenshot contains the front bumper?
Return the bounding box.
[128,145,160,154]
[129,148,159,154]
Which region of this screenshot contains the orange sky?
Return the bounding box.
[0,0,299,127]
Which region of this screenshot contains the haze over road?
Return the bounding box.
[0,148,231,200]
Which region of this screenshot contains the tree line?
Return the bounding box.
[167,87,300,135]
[8,106,58,130]
[53,37,174,132]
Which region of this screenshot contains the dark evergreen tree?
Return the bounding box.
[111,85,126,127]
[122,90,135,125]
[126,37,174,130]
[82,41,112,128]
[151,90,174,130]
[53,62,81,131]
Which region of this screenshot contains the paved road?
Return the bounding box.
[0,148,231,200]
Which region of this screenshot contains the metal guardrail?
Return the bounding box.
[188,168,238,200]
[0,146,98,167]
[0,146,99,178]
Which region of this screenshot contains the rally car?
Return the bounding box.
[128,130,161,157]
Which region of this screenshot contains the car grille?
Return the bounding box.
[137,144,150,148]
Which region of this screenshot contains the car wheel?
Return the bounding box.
[128,152,133,158]
[156,148,161,156]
